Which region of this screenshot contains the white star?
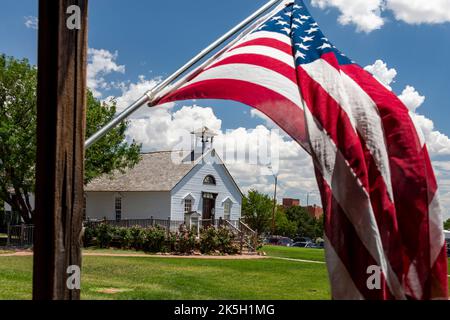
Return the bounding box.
[295,51,306,60]
[293,4,302,9]
[296,43,310,51]
[305,27,319,34]
[310,22,319,27]
[300,35,314,42]
[321,37,329,42]
[281,27,291,35]
[293,18,305,25]
[272,16,283,21]
[292,24,299,29]
[317,43,332,50]
[300,15,310,20]
[285,12,293,17]
[276,21,289,26]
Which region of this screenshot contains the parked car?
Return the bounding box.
[266,236,293,247]
[293,236,312,244]
[293,241,311,248]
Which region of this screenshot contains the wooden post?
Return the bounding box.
[33,0,88,300]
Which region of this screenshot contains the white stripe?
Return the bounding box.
[324,235,364,300]
[181,63,302,108]
[303,106,406,299]
[233,30,292,47]
[409,111,426,147]
[213,45,295,69]
[302,59,394,200]
[429,193,445,267]
[405,260,423,299]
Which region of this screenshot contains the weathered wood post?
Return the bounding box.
[33,0,88,300]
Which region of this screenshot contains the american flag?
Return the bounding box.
[155,0,448,299]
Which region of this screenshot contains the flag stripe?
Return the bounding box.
[304,106,406,299]
[211,46,295,70]
[230,37,293,55]
[340,64,436,298]
[303,54,394,200]
[180,64,303,109]
[159,79,309,147]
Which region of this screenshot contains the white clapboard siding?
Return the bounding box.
[86,191,171,220]
[171,151,242,221]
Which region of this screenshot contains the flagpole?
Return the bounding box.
[85,0,285,148]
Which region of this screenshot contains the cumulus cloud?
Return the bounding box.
[311,0,385,33]
[398,85,425,113]
[310,0,450,33]
[364,59,397,90]
[24,16,38,30]
[387,0,450,24]
[87,48,125,98]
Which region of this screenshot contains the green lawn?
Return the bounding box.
[260,245,325,262]
[0,246,448,300]
[0,253,330,300]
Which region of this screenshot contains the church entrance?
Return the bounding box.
[202,192,217,226]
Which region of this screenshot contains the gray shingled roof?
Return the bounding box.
[85,151,196,192]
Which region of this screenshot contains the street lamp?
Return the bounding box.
[306,191,319,207]
[268,166,278,235]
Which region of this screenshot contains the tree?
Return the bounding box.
[444,218,450,231]
[274,206,297,238]
[0,54,141,223]
[242,190,273,235]
[285,205,318,239]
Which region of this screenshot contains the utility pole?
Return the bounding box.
[271,173,278,235]
[33,0,88,300]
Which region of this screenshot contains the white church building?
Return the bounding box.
[84,129,243,225]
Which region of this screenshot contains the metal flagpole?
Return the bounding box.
[85,0,285,148]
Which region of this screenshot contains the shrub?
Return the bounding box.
[142,226,167,253]
[216,227,238,254]
[199,227,219,254]
[177,230,197,254]
[116,227,132,249]
[129,226,145,251]
[95,223,115,248]
[166,232,178,253]
[83,224,96,248]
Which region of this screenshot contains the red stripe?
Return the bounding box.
[205,54,297,83]
[341,64,443,298]
[298,59,405,293]
[158,79,308,146]
[230,38,293,55]
[315,168,395,300]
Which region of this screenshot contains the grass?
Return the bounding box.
[260,245,325,262]
[0,246,448,300]
[0,255,330,300]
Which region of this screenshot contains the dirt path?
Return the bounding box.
[0,251,266,260]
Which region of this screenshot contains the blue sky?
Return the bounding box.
[1,0,450,216]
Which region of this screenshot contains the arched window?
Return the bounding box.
[203,175,216,185]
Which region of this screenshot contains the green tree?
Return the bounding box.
[242,190,273,235]
[285,206,317,239]
[444,218,450,231]
[0,54,141,224]
[274,206,297,238]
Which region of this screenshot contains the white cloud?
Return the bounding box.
[398,85,425,113]
[364,59,397,90]
[24,16,38,30]
[310,0,450,33]
[87,48,125,98]
[387,0,450,24]
[311,0,385,33]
